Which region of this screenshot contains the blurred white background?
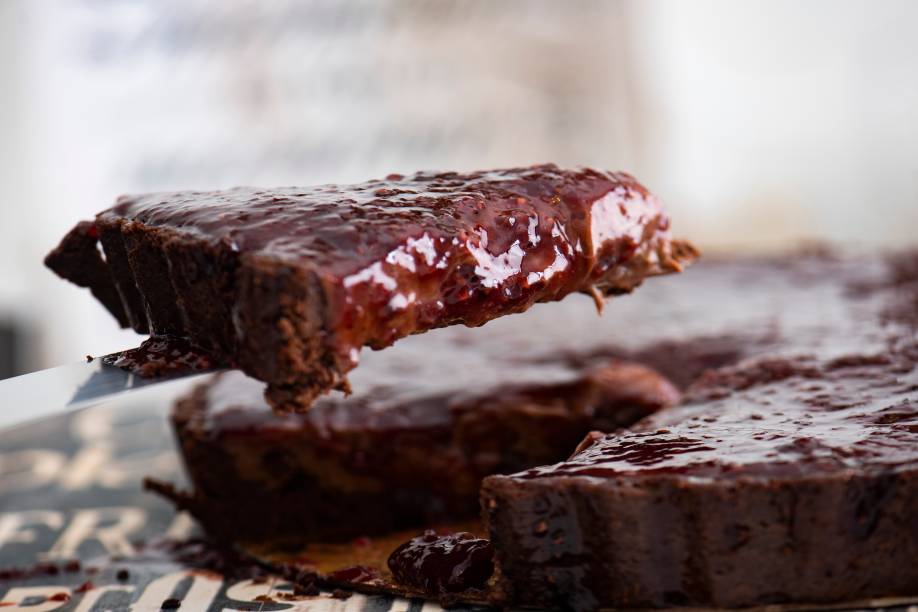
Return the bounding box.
[0,0,916,376]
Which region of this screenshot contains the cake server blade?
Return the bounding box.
[0,355,218,431]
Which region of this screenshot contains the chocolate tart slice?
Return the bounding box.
[480,250,918,610]
[483,350,918,610]
[46,164,695,411]
[151,352,678,550]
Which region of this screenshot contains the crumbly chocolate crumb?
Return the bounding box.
[293,582,320,597]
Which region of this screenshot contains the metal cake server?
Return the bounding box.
[0,354,220,431]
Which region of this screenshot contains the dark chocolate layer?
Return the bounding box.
[43,221,129,327]
[47,165,695,410]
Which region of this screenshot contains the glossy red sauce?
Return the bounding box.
[387,530,494,594]
[518,349,918,480]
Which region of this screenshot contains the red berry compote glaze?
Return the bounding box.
[520,349,918,481]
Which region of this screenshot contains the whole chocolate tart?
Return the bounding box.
[45,165,695,411]
[482,251,918,610]
[153,251,918,612]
